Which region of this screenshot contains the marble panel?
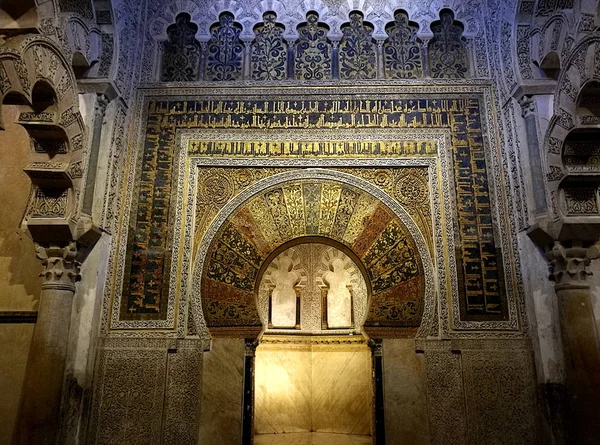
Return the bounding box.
[311,345,372,435]
[255,342,372,435]
[383,339,430,445]
[0,324,34,444]
[255,343,312,433]
[198,338,245,445]
[255,432,372,445]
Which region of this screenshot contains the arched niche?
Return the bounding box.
[577,80,600,125]
[257,238,370,334]
[537,51,561,80]
[192,170,434,340]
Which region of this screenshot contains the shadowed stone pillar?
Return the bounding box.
[14,242,80,445]
[546,241,600,444]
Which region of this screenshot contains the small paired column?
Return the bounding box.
[15,242,80,445]
[546,241,600,444]
[369,339,385,445]
[242,339,258,445]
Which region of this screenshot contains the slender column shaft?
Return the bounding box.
[547,242,600,444]
[242,339,258,445]
[376,40,384,79]
[369,339,385,445]
[519,95,548,214]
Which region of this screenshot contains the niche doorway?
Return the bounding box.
[253,241,374,444]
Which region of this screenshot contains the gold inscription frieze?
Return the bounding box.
[188,140,438,157]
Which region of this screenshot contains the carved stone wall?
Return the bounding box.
[88,338,204,445]
[421,339,539,445]
[462,348,537,444]
[425,348,467,444]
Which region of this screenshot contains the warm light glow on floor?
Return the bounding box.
[254,432,373,445]
[254,340,373,435]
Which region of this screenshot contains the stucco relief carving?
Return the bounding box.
[0,35,92,247]
[259,243,367,334]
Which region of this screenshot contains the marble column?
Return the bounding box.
[242,339,258,445]
[331,40,340,80]
[546,241,600,444]
[82,94,109,214]
[369,339,385,445]
[14,242,80,445]
[518,95,548,214]
[376,40,384,79]
[243,40,252,79]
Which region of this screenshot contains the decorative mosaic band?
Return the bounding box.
[113,94,511,332]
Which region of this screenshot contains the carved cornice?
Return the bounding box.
[546,241,600,290]
[36,242,81,292]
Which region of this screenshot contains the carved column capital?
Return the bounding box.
[518,95,536,119]
[368,338,383,357]
[546,241,600,290]
[35,241,81,291]
[94,93,109,119]
[244,338,258,357]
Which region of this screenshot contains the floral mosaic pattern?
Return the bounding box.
[295,12,332,80]
[338,12,377,80]
[205,12,244,81]
[428,9,469,78]
[383,10,423,79]
[161,14,201,82]
[251,12,288,80]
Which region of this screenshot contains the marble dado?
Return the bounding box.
[255,341,372,435]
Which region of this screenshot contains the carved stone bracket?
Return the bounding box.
[35,241,81,292]
[546,241,600,290]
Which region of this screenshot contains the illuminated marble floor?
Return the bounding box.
[254,432,373,445]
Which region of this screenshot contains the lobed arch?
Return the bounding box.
[145,2,480,62]
[62,14,103,76]
[190,169,436,340]
[0,34,89,244]
[542,36,600,222]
